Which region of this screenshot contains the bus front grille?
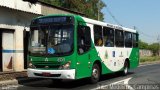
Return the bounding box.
[34,73,61,77]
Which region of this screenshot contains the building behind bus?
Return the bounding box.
[0,0,84,72]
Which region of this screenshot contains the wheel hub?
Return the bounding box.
[124,66,128,74]
[92,68,98,79]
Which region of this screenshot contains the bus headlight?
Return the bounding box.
[28,61,36,69]
[59,61,71,69]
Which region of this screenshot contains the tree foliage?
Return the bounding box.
[39,0,106,21]
[139,40,160,56]
[148,43,159,56]
[138,40,149,49]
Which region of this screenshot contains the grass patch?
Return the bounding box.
[140,56,160,63]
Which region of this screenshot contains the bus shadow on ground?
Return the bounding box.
[18,72,134,89]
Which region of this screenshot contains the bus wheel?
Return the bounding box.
[122,61,129,76]
[90,64,100,84]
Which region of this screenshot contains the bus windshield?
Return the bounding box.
[29,24,74,56]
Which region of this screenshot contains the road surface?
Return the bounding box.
[4,63,160,90]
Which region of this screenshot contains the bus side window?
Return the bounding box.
[115,30,124,47]
[125,32,132,47]
[94,25,103,46]
[103,27,114,47]
[133,33,138,48]
[77,25,91,54]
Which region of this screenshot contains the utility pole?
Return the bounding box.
[97,0,100,21]
[157,35,160,56]
[133,26,136,30]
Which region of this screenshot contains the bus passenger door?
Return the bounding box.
[76,25,92,79]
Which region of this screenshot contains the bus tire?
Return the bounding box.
[90,64,100,84]
[122,61,129,76]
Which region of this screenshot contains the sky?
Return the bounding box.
[102,0,160,44]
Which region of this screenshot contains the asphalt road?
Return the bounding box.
[8,63,160,90]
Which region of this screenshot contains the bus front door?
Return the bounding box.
[76,25,92,79]
[76,51,91,79]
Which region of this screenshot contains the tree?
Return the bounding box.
[138,40,159,56]
[39,0,106,21]
[138,40,149,49]
[148,43,159,56]
[40,0,63,6]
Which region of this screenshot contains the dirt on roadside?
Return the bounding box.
[0,71,27,81]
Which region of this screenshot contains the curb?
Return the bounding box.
[140,60,160,66]
[0,79,18,87]
[0,77,44,86]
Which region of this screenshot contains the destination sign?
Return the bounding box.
[35,16,74,24]
[107,24,123,30]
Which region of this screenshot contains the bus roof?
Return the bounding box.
[32,14,138,33]
[79,16,137,33]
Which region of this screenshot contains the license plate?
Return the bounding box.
[42,72,51,77]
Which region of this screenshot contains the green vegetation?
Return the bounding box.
[140,56,160,63]
[148,43,159,56]
[139,40,160,63]
[139,40,159,56]
[138,40,149,49]
[39,0,106,21]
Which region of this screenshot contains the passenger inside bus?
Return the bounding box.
[96,38,103,46]
[105,37,113,47]
[78,27,85,54]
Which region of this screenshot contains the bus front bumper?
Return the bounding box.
[27,68,75,79]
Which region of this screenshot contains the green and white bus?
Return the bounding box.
[27,14,139,83]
